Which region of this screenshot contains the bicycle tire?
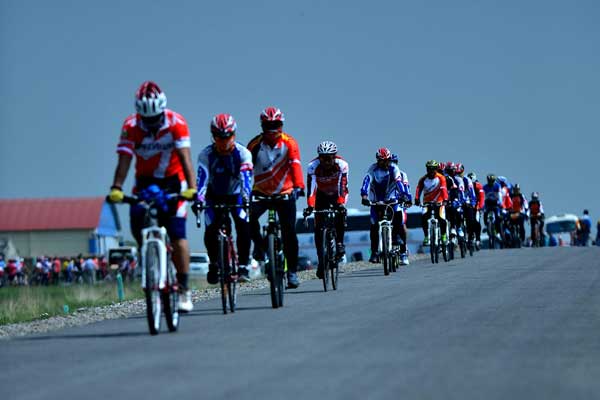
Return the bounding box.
[322,229,332,292]
[487,217,495,249]
[430,223,437,264]
[218,235,228,314]
[267,233,280,308]
[460,237,466,258]
[382,226,390,276]
[331,258,339,290]
[162,260,179,332]
[145,242,162,335]
[276,238,285,307]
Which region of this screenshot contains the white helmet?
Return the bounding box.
[317,140,337,155]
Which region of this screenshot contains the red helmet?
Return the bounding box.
[260,106,284,133]
[375,147,392,161]
[135,81,167,117]
[260,106,285,122]
[439,162,446,171]
[445,161,456,172]
[456,163,465,174]
[210,114,237,138]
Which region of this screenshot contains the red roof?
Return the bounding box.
[0,197,106,231]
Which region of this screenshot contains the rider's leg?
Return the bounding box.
[392,210,407,254]
[437,206,448,241]
[233,212,251,266]
[518,214,526,241]
[276,197,299,274]
[249,201,267,261]
[369,206,381,261]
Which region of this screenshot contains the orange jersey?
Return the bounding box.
[247,133,304,195]
[306,156,349,207]
[117,109,191,181]
[416,172,449,204]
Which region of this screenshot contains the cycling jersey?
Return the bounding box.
[445,174,465,204]
[483,182,503,209]
[196,142,253,202]
[501,186,513,210]
[510,194,528,213]
[361,163,411,204]
[416,172,449,204]
[306,156,349,207]
[117,109,191,181]
[247,132,304,195]
[461,176,477,206]
[529,199,544,216]
[473,180,485,209]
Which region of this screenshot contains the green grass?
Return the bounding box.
[0,277,212,325]
[0,283,143,325]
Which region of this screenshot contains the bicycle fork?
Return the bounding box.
[140,226,168,290]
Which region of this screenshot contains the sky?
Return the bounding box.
[1,0,599,249]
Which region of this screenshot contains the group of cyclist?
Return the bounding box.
[107,81,545,313]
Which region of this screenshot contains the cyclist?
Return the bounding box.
[361,148,412,264]
[247,106,305,289]
[443,162,466,238]
[496,176,513,243]
[195,114,254,284]
[109,81,197,312]
[467,172,485,249]
[415,160,449,246]
[482,174,503,243]
[528,192,545,245]
[456,163,478,246]
[303,141,349,279]
[509,183,528,243]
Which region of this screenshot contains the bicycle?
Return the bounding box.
[194,203,247,314]
[423,202,449,264]
[507,212,522,248]
[253,194,288,308]
[367,201,405,276]
[530,214,542,247]
[303,207,344,292]
[108,186,181,335]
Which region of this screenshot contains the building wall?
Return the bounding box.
[0,230,91,257]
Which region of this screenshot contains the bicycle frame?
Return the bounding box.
[140,226,169,290]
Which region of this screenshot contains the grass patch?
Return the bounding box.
[0,277,212,325]
[0,283,143,325]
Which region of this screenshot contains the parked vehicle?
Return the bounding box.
[189,252,210,276]
[545,214,579,246]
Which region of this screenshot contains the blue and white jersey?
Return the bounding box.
[196,142,253,202]
[361,163,412,204]
[462,175,477,206]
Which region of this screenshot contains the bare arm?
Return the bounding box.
[112,154,132,189]
[177,147,197,190]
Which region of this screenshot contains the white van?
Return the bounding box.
[545,214,579,246]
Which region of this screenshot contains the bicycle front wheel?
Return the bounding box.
[322,229,334,292]
[430,223,437,264]
[218,235,229,314]
[382,227,390,276]
[267,233,281,308]
[145,242,162,335]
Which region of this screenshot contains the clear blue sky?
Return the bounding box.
[1,0,598,248]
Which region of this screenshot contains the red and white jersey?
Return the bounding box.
[306,156,349,207]
[117,109,191,181]
[415,172,449,204]
[247,133,304,195]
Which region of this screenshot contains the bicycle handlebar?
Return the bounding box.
[192,203,250,228]
[105,192,182,206]
[252,193,291,202]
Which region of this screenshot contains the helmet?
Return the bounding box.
[486,174,496,183]
[317,141,337,155]
[135,81,167,117]
[467,172,477,181]
[375,147,392,161]
[456,163,465,175]
[260,106,285,122]
[391,153,399,164]
[210,114,237,138]
[439,162,446,171]
[445,161,456,172]
[260,106,285,132]
[426,160,439,169]
[531,191,539,200]
[512,183,521,194]
[497,176,511,189]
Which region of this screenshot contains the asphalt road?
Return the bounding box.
[2,247,599,400]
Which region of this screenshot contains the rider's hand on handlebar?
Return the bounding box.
[303,206,313,217]
[361,197,370,206]
[108,187,124,203]
[414,199,421,207]
[180,188,197,201]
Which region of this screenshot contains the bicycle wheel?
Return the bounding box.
[144,242,162,335]
[276,239,285,307]
[331,258,339,291]
[322,229,333,292]
[448,237,455,261]
[228,246,237,313]
[382,227,390,276]
[162,259,179,332]
[429,223,437,264]
[267,233,280,308]
[460,237,466,258]
[218,235,228,314]
[487,217,495,249]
